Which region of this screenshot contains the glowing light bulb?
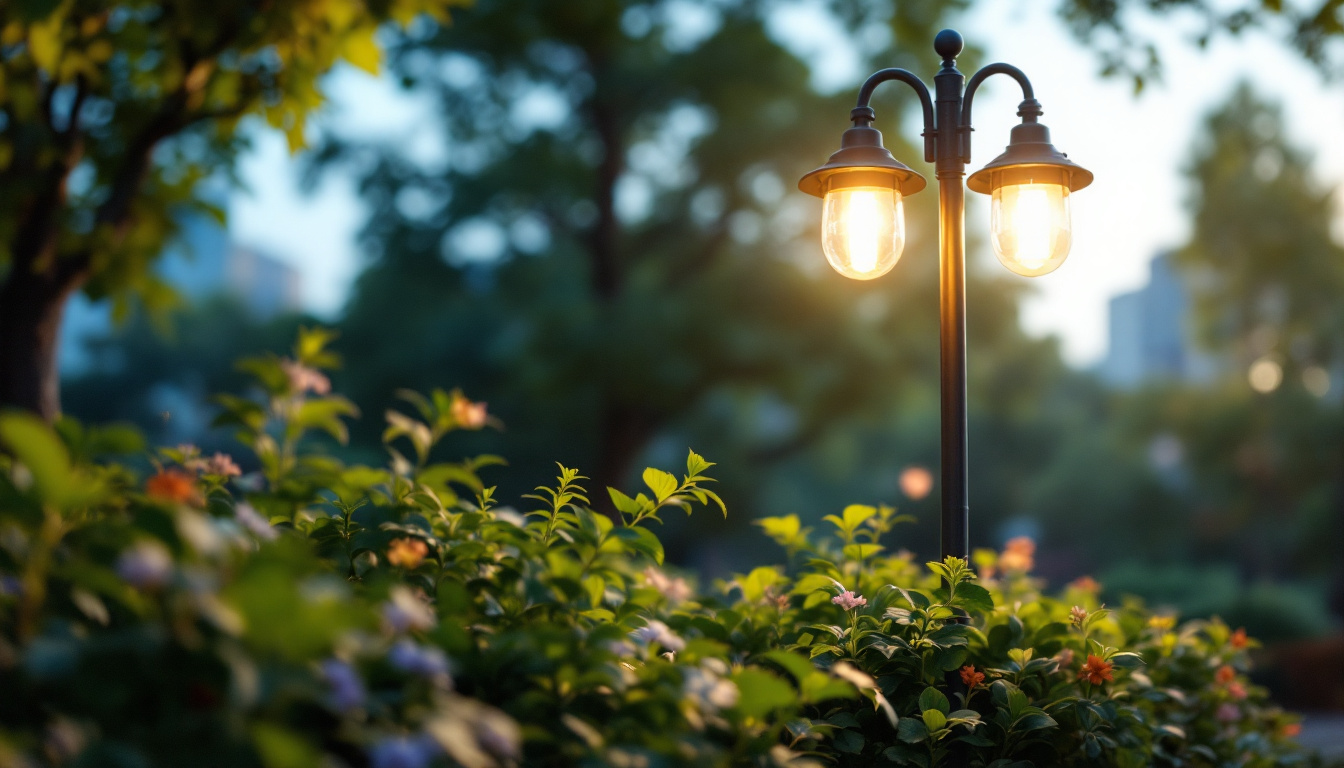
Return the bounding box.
[990,182,1071,276]
[821,186,904,279]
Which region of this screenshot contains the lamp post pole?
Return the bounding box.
[800,29,1091,565]
[932,32,970,565]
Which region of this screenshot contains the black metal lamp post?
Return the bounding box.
[798,29,1093,565]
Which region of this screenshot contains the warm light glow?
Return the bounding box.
[990,182,1071,276]
[822,186,904,280]
[899,466,933,500]
[1248,357,1282,393]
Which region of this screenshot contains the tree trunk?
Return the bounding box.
[0,266,84,420]
[592,400,657,517]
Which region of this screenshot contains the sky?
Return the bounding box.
[228,1,1344,367]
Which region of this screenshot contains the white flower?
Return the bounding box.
[234,503,278,541]
[116,540,173,589]
[383,585,437,634]
[631,619,686,652]
[683,661,739,712]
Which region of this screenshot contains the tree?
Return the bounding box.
[1171,84,1344,615]
[1058,0,1344,88]
[0,0,463,419]
[322,0,1028,499]
[313,0,1124,572]
[1177,83,1344,370]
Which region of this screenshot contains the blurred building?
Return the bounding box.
[60,212,301,375]
[1100,252,1219,388]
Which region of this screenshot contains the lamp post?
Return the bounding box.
[798,29,1093,565]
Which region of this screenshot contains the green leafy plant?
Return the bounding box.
[0,331,1322,768]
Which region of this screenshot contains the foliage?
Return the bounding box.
[0,0,466,416]
[1,332,1317,767]
[1177,83,1344,369]
[1057,0,1344,88]
[312,0,1093,585]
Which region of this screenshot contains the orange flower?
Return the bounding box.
[387,538,430,569]
[1230,627,1248,649]
[959,665,985,689]
[1227,681,1248,700]
[998,536,1035,573]
[1282,722,1302,738]
[145,469,199,505]
[450,394,489,430]
[1070,576,1101,594]
[1079,655,1114,685]
[1215,665,1236,685]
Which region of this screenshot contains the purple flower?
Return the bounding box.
[116,540,173,589]
[233,503,278,541]
[831,590,867,611]
[0,575,22,597]
[368,734,439,768]
[320,659,366,713]
[388,639,452,683]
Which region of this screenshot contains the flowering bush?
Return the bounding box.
[0,330,1318,767]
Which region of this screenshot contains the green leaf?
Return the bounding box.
[609,526,664,564]
[251,724,323,768]
[919,686,950,715]
[293,397,359,444]
[1015,713,1057,732]
[842,543,884,561]
[583,574,605,607]
[922,709,947,732]
[762,650,815,683]
[699,487,727,517]
[685,449,713,477]
[1109,652,1145,669]
[832,729,864,754]
[607,487,643,517]
[0,411,69,494]
[897,718,928,743]
[951,582,994,613]
[642,467,678,502]
[731,669,795,718]
[841,504,876,531]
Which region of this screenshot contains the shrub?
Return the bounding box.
[0,330,1315,767]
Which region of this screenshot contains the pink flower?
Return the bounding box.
[281,359,331,395]
[644,567,692,605]
[203,452,241,478]
[1070,605,1088,626]
[832,590,867,611]
[1217,703,1240,723]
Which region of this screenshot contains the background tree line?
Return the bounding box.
[4,0,1344,643]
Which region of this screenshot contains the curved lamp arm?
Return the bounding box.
[960,63,1039,163]
[854,68,936,163]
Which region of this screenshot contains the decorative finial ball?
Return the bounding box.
[933,29,963,60]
